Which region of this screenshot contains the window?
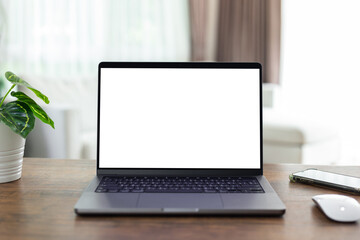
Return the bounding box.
[0,0,191,81]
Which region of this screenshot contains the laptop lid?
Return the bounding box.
[97,62,263,176]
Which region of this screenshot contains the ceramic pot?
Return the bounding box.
[0,122,26,183]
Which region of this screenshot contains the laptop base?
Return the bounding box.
[74,175,286,215]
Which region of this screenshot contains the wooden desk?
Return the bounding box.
[0,158,359,240]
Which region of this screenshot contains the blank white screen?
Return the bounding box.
[99,68,260,169]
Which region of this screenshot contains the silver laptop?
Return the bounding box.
[74,62,286,215]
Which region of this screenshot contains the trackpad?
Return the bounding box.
[138,193,223,209]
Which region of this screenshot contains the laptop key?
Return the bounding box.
[131,189,144,193]
[108,189,119,193]
[204,190,217,193]
[95,189,108,193]
[119,189,130,193]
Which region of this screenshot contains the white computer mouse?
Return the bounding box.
[312,194,360,222]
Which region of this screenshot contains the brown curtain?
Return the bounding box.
[265,0,281,84]
[189,0,281,83]
[188,0,209,61]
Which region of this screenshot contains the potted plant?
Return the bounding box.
[0,71,54,183]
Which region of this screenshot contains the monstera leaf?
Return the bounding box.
[0,101,35,138]
[0,71,54,138]
[5,71,49,104]
[11,91,54,129]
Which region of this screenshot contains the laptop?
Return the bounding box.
[74,62,286,215]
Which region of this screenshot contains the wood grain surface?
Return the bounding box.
[0,158,359,240]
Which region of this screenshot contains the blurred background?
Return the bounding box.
[0,0,359,165]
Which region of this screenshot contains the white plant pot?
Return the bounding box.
[0,122,26,183]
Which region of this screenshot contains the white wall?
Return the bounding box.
[281,0,360,164]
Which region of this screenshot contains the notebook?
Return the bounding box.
[74,62,286,215]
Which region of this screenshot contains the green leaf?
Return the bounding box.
[11,91,55,129]
[5,71,50,104]
[0,101,35,138]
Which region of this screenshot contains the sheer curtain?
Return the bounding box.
[0,0,191,159]
[0,0,191,82]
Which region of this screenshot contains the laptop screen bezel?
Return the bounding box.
[97,62,263,176]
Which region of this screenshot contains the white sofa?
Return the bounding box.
[25,105,82,159]
[262,84,340,164]
[23,76,98,160]
[263,110,340,164]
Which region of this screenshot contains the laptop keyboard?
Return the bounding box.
[95,176,264,193]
